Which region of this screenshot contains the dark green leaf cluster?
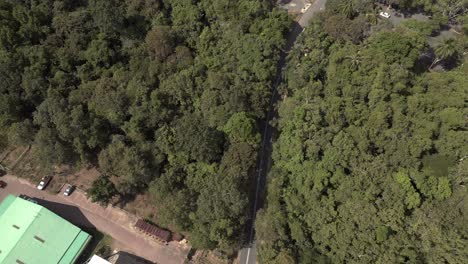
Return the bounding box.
[257,16,467,264]
[88,175,117,205]
[0,0,291,252]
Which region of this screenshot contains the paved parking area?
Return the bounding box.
[278,0,311,13]
[380,6,457,47]
[0,175,189,264]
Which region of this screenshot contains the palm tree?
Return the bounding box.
[345,52,363,70]
[365,7,379,25]
[429,38,459,69]
[339,0,355,18]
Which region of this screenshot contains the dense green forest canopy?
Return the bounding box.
[256,0,467,263]
[0,0,292,253]
[1,0,467,260]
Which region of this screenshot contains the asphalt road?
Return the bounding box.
[238,1,327,264]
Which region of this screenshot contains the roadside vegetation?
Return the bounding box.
[0,0,291,254]
[1,0,467,261]
[256,0,467,263]
[77,228,113,263]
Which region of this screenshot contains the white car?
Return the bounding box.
[379,12,391,18]
[37,176,51,190]
[63,185,75,196]
[301,3,311,13]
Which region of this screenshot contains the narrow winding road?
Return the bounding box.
[239,1,327,263]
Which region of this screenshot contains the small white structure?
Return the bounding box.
[379,11,391,18]
[88,255,112,264]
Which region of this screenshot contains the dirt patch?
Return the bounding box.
[115,191,185,239]
[110,239,131,255]
[1,146,28,168]
[122,193,159,220]
[5,145,101,191]
[6,147,72,193]
[43,167,100,195]
[192,250,230,264]
[8,146,53,180]
[70,167,101,190]
[0,147,14,162]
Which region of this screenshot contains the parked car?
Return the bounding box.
[301,3,312,13]
[379,11,391,18]
[37,176,52,190]
[0,180,6,188]
[18,194,38,204]
[63,185,75,196]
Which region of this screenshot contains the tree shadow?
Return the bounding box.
[430,24,451,37]
[438,56,461,71]
[76,227,105,263]
[277,0,293,5]
[413,52,433,74]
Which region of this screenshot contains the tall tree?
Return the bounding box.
[430,38,459,69]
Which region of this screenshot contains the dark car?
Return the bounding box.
[63,185,75,196]
[18,194,38,204]
[0,180,6,188]
[37,176,52,190]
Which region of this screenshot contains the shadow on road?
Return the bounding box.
[35,198,95,229]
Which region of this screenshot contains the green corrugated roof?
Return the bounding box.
[0,195,15,217]
[0,195,91,264]
[59,231,92,264]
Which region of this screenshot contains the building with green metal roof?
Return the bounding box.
[0,194,91,264]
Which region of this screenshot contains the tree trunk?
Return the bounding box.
[429,57,441,70]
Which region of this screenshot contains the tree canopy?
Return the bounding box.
[0,0,291,253]
[256,6,467,263]
[1,0,466,259]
